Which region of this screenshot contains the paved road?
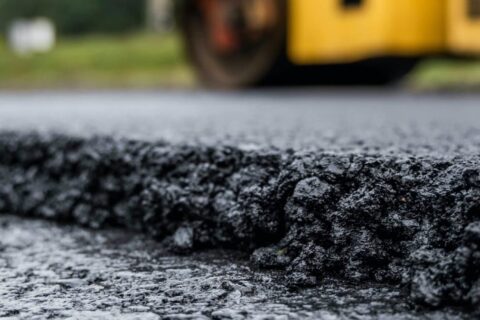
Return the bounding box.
[0,89,479,155]
[0,216,466,320]
[1,90,480,319]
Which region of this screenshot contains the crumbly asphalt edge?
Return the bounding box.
[0,131,479,312]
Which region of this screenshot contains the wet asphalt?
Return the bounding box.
[1,215,472,320]
[1,90,480,319]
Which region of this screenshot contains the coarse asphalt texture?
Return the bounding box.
[0,90,480,319]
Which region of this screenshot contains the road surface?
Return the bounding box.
[0,90,479,319]
[0,89,479,154]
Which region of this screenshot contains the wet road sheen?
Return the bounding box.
[0,216,466,319]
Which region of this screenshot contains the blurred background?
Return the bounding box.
[0,0,194,89]
[0,0,480,91]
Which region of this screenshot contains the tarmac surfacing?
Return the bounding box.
[0,216,469,319]
[0,91,480,318]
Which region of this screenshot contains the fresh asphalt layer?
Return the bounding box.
[0,90,480,319]
[0,89,479,154]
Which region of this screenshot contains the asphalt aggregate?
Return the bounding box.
[0,90,480,319]
[0,215,468,319]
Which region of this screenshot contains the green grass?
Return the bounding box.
[0,32,195,89]
[408,58,480,91]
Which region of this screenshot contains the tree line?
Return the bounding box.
[0,0,147,35]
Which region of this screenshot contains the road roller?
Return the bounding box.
[177,0,480,88]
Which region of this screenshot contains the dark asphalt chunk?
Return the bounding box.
[0,131,479,317]
[1,91,480,317]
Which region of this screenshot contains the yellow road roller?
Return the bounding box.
[178,0,480,87]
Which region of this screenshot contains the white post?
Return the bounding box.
[7,18,56,56]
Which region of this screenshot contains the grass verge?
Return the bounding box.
[408,58,480,91]
[0,32,195,89]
